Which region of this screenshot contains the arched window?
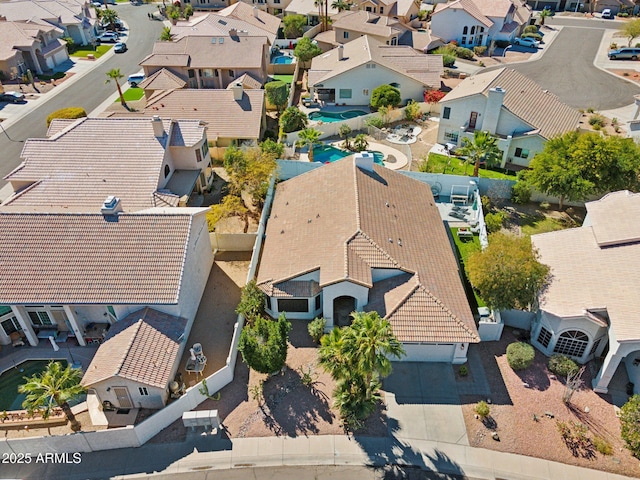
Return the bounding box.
[164,164,170,178]
[478,27,484,33]
[470,26,475,35]
[554,330,589,358]
[463,26,468,34]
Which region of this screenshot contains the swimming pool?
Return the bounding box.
[313,145,385,165]
[309,110,369,123]
[0,360,84,411]
[271,55,294,64]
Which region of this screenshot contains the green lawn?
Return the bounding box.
[71,45,111,59]
[520,215,571,236]
[114,87,144,103]
[451,227,486,308]
[422,153,517,180]
[273,74,294,84]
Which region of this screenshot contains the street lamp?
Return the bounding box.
[503,45,512,57]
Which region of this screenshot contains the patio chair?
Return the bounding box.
[449,211,467,221]
[452,205,469,213]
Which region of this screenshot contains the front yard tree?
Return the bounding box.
[620,18,640,46]
[236,279,266,322]
[293,37,322,67]
[297,128,322,162]
[207,194,250,233]
[239,313,291,374]
[283,14,306,39]
[370,84,401,110]
[100,8,119,30]
[279,106,308,135]
[223,146,277,208]
[621,394,640,458]
[331,0,351,12]
[457,130,502,177]
[538,8,552,25]
[265,80,289,114]
[466,232,550,311]
[19,361,86,432]
[105,68,126,107]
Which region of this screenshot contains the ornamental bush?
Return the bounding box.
[522,32,542,41]
[455,47,474,60]
[46,107,87,127]
[239,313,291,374]
[484,211,506,233]
[308,317,326,343]
[473,46,487,56]
[506,342,535,371]
[370,84,401,109]
[548,354,579,378]
[621,394,640,458]
[475,400,490,418]
[523,25,538,34]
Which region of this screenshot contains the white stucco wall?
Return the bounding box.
[319,63,426,106]
[92,379,167,410]
[322,280,369,328]
[430,9,491,46]
[169,141,206,170]
[402,342,464,363]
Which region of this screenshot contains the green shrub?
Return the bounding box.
[484,211,506,233]
[308,317,326,343]
[458,365,468,376]
[506,342,535,371]
[481,195,492,213]
[475,400,490,418]
[621,395,640,458]
[618,12,629,17]
[511,180,532,204]
[593,436,613,455]
[548,354,579,378]
[442,54,456,67]
[589,114,606,129]
[523,25,538,34]
[473,46,487,56]
[522,32,542,41]
[455,47,475,60]
[46,107,87,127]
[404,100,421,120]
[365,116,385,128]
[370,84,401,109]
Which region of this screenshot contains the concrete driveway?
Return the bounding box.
[486,26,640,110]
[383,362,468,445]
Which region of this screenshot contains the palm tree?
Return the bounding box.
[314,0,325,31]
[539,8,552,26]
[331,0,351,12]
[353,133,369,152]
[19,361,86,432]
[100,8,119,31]
[297,128,322,162]
[159,26,173,41]
[457,130,502,177]
[105,68,127,107]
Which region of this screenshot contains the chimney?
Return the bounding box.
[482,86,505,135]
[231,82,243,101]
[101,196,123,216]
[151,115,165,138]
[253,6,259,17]
[354,151,374,172]
[337,44,344,61]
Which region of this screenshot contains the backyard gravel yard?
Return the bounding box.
[461,330,640,478]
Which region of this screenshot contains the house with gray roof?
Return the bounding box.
[257,153,480,363]
[308,35,443,106]
[437,68,581,169]
[82,307,188,409]
[530,191,640,395]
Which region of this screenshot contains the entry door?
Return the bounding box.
[468,111,478,129]
[113,387,133,409]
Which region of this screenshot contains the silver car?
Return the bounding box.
[608,48,640,60]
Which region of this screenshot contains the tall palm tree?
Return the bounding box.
[457,130,502,177]
[297,128,322,162]
[105,68,127,107]
[100,8,119,30]
[331,0,351,12]
[314,0,325,31]
[19,361,86,432]
[538,8,552,26]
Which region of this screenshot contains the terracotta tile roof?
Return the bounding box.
[46,118,77,137]
[0,19,62,62]
[476,0,514,18]
[153,190,180,207]
[441,68,581,140]
[433,0,493,28]
[257,157,479,343]
[0,0,86,26]
[136,89,264,141]
[584,190,640,247]
[309,35,443,89]
[138,68,187,91]
[532,208,640,342]
[218,2,281,37]
[331,10,409,38]
[142,35,268,70]
[271,280,322,297]
[228,72,263,90]
[0,211,197,304]
[3,117,205,212]
[81,308,187,389]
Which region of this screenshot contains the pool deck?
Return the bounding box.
[305,141,408,170]
[0,342,98,376]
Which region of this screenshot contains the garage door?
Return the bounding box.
[402,343,455,362]
[53,50,68,66]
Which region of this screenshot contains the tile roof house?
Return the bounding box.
[0,206,214,350]
[0,18,69,77]
[430,0,532,47]
[437,68,581,169]
[350,0,420,23]
[257,153,479,363]
[82,307,189,409]
[0,0,96,46]
[140,33,270,90]
[530,191,640,395]
[308,35,443,106]
[2,117,213,212]
[108,85,266,158]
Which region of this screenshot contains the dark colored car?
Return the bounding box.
[0,92,26,103]
[114,42,127,53]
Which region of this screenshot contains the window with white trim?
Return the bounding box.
[1,316,21,336]
[339,89,352,99]
[514,147,530,159]
[442,106,451,119]
[553,330,589,358]
[343,31,349,39]
[537,326,552,348]
[27,309,52,326]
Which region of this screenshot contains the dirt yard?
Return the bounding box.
[461,330,640,478]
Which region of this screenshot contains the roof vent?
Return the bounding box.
[388,238,393,243]
[337,44,344,61]
[398,238,402,246]
[101,196,123,216]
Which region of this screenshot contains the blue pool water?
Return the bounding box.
[313,145,384,165]
[309,110,369,123]
[272,55,294,64]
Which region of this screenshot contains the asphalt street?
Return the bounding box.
[0,3,163,184]
[487,18,640,110]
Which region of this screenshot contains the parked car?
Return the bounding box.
[102,19,124,31]
[0,92,26,103]
[97,32,119,43]
[513,37,540,48]
[127,73,145,87]
[114,42,127,53]
[608,47,640,60]
[602,8,613,19]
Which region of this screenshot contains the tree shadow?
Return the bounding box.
[260,365,334,437]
